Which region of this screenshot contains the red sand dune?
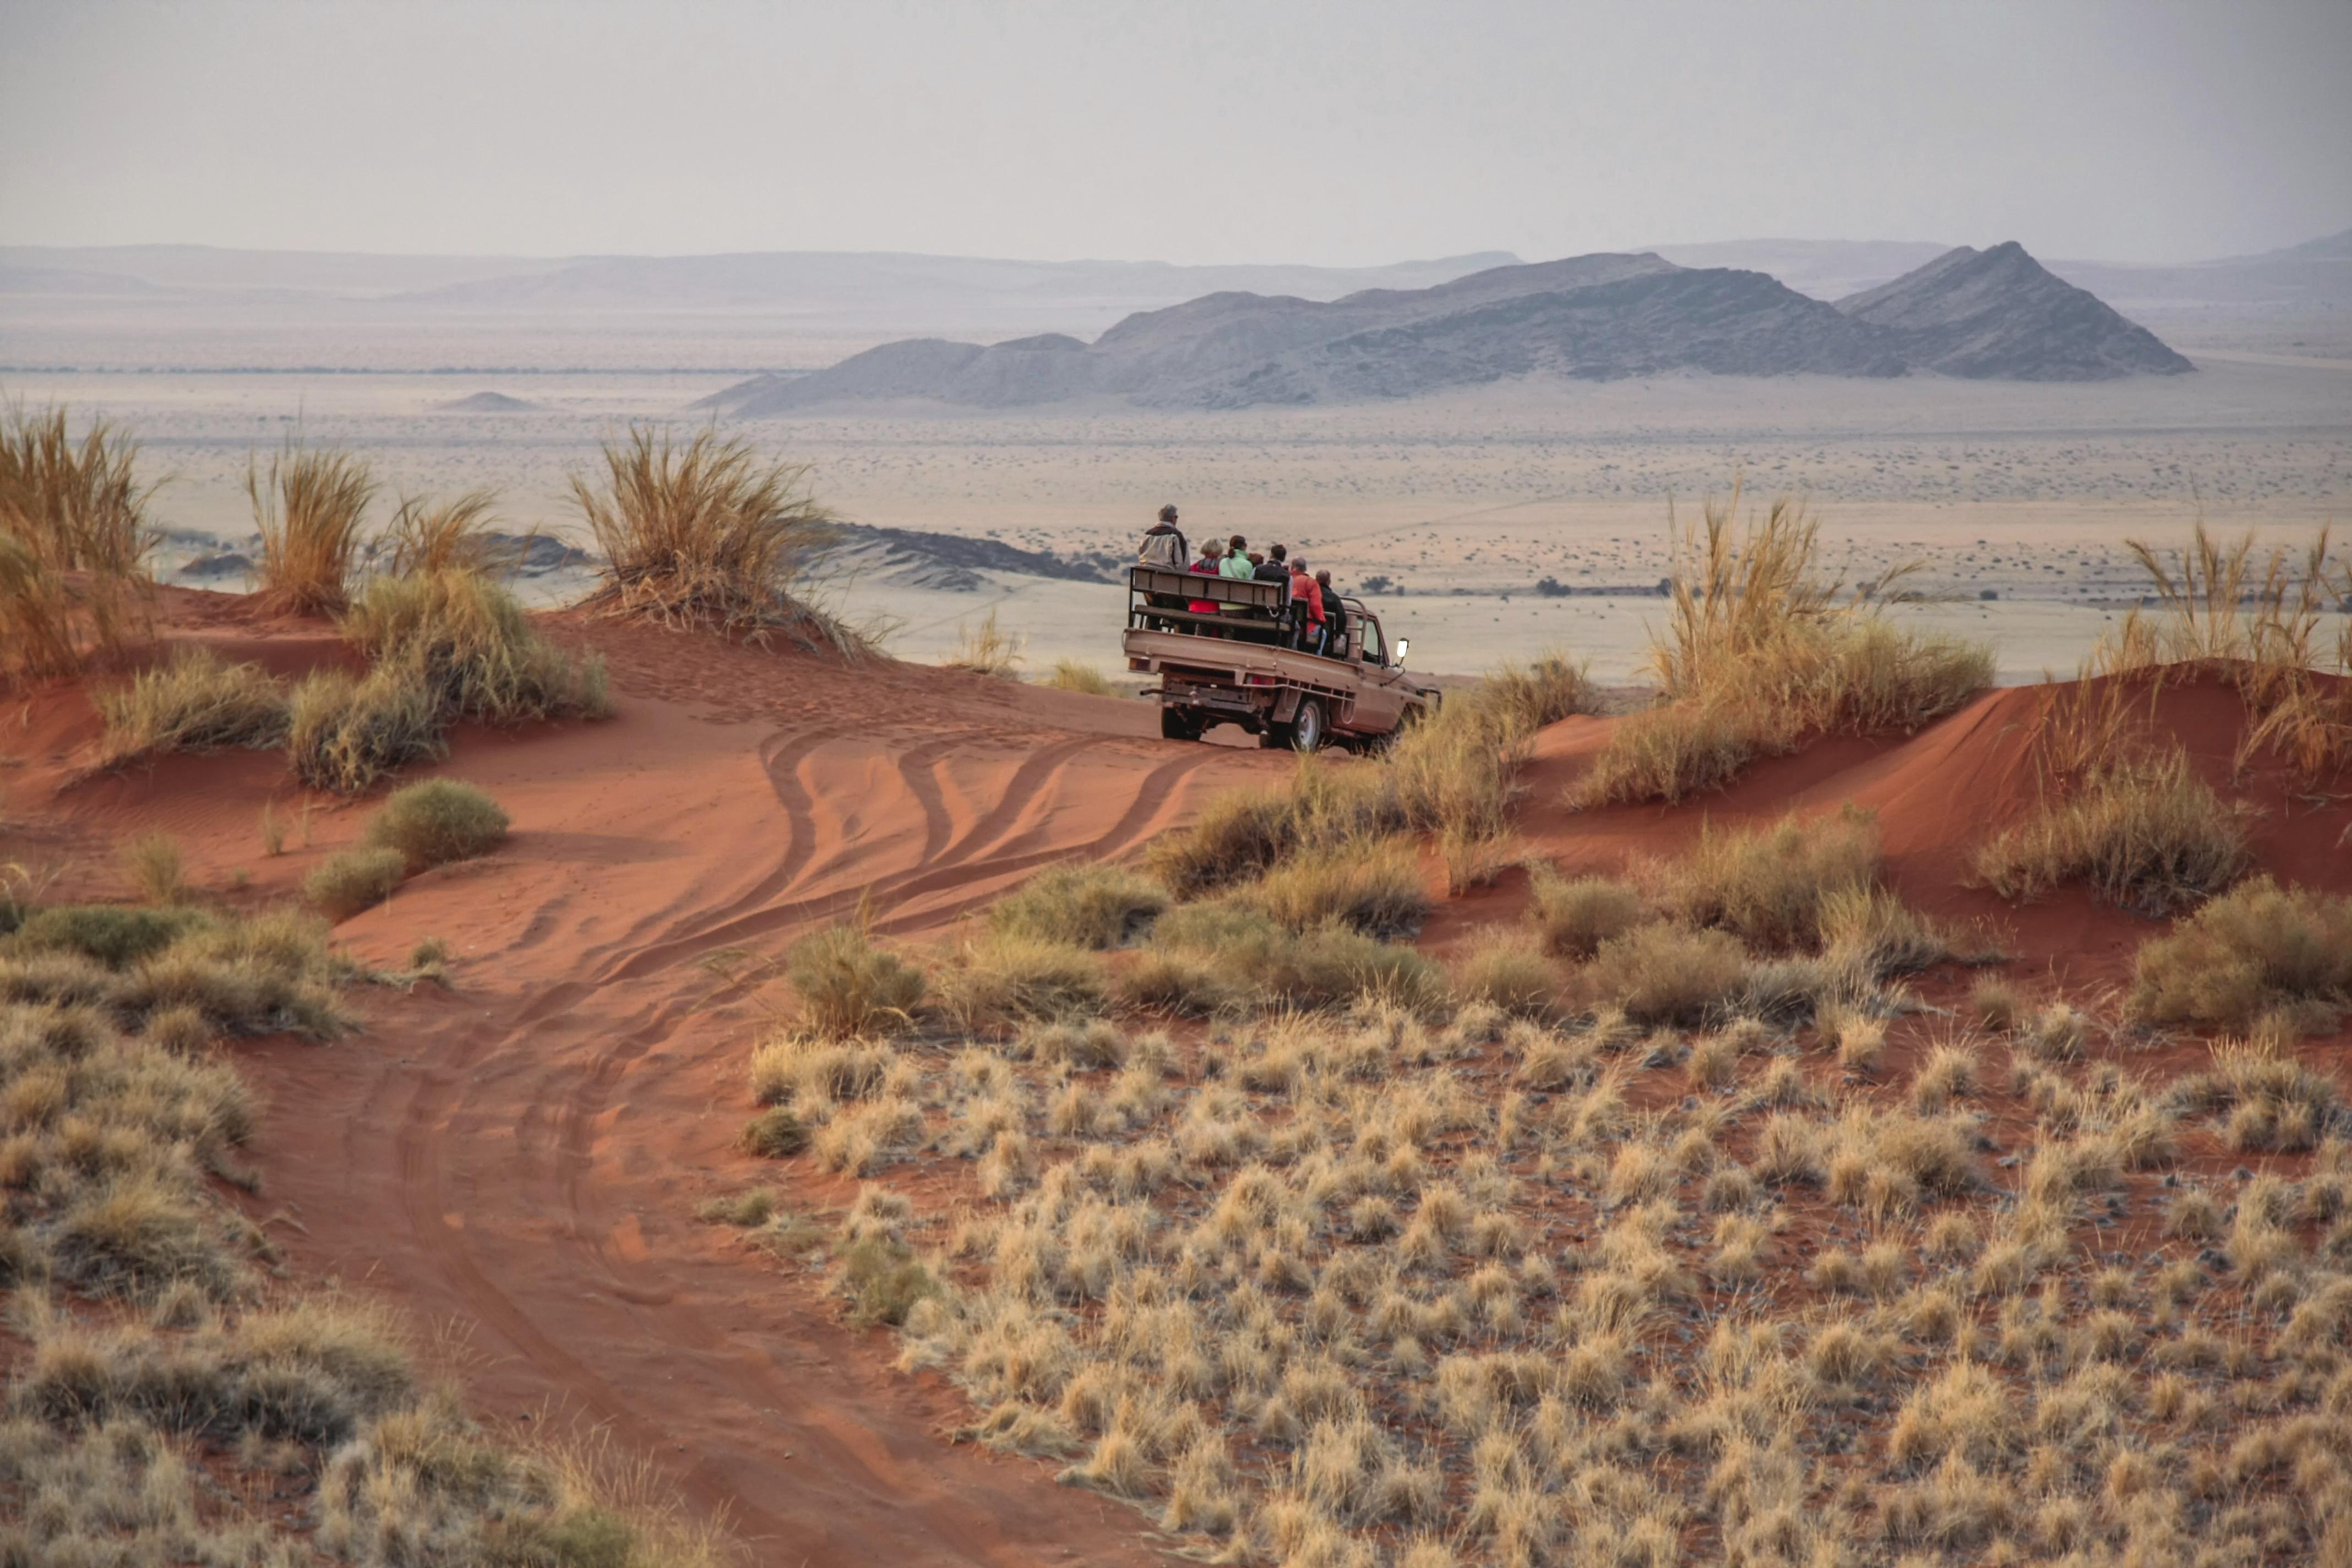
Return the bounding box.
[7,595,2346,1565]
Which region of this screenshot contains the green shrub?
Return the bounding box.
[7,905,206,968]
[1528,869,1645,958]
[786,923,926,1038]
[2131,876,2352,1030]
[363,778,510,872]
[738,1108,809,1158]
[1113,946,1237,1017]
[94,649,289,768]
[1144,787,1297,898]
[287,667,445,794]
[305,846,407,921]
[838,1235,937,1327]
[1582,922,1749,1025]
[987,863,1167,950]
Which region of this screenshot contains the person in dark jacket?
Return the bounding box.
[1253,542,1292,634]
[1315,569,1348,658]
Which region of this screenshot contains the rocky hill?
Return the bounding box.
[706,243,2187,413]
[1836,242,2194,379]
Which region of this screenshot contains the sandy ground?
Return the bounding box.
[7,590,2346,1565]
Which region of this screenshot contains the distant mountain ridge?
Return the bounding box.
[703,241,2189,413]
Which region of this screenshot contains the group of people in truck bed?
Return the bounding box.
[1135,503,1352,657]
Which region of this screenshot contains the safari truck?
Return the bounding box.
[1121,565,1441,751]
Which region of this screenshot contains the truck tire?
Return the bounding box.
[1159,706,1203,742]
[1290,697,1327,753]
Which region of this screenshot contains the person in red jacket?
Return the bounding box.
[1288,556,1325,653]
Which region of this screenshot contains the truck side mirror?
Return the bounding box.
[1395,638,1409,668]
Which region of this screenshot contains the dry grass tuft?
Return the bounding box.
[93,649,289,769]
[787,922,927,1038]
[249,440,376,617]
[1574,487,1991,807]
[1973,749,2251,916]
[1526,868,1645,959]
[988,863,1167,950]
[946,607,1025,677]
[1046,658,1114,695]
[2131,876,2352,1030]
[119,832,187,906]
[1235,837,1428,938]
[1657,805,1881,950]
[1581,922,1748,1025]
[573,426,863,653]
[375,487,500,576]
[1451,928,1559,1019]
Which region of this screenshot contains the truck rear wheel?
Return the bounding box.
[1290,698,1327,753]
[1159,706,1203,742]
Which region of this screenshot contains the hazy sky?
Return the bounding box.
[4,0,2347,265]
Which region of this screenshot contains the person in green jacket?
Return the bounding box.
[1219,534,1256,580]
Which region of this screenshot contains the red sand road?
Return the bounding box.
[9,601,2349,1565]
[9,603,1286,1567]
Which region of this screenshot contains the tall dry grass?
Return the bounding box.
[2111,523,2351,781]
[1574,487,1992,807]
[375,487,501,576]
[0,402,156,678]
[249,440,377,616]
[573,426,864,653]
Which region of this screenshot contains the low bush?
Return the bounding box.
[1114,945,1239,1017]
[1451,928,1559,1019]
[1581,922,1749,1025]
[1472,651,1596,734]
[1972,750,2251,916]
[1817,884,1955,979]
[1235,837,1427,938]
[987,863,1167,950]
[93,649,289,768]
[1658,806,1881,950]
[287,666,445,794]
[305,846,407,921]
[2130,876,2352,1030]
[787,922,927,1038]
[5,904,206,967]
[362,778,510,872]
[1527,868,1645,958]
[945,608,1023,676]
[1145,786,1300,898]
[1150,901,1442,1014]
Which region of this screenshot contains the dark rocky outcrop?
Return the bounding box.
[705,243,2191,413]
[1834,242,2193,379]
